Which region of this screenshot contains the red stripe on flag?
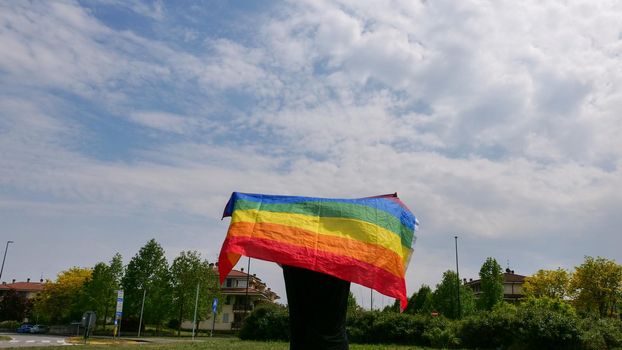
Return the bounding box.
[218,235,408,311]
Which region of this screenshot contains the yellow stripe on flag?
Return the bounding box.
[232,209,412,264]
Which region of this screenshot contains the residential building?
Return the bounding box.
[0,279,45,299]
[464,268,526,302]
[182,268,280,331]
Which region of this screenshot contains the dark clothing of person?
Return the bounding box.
[283,265,350,350]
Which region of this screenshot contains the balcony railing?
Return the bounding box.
[232,304,254,312]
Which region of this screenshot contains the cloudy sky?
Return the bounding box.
[1,0,622,309]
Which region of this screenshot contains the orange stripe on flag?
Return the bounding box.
[227,221,405,279]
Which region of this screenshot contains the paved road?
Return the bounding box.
[0,334,71,348]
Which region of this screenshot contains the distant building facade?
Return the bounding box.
[0,279,45,299]
[465,268,526,302]
[182,268,279,331]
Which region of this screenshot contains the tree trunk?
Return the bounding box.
[102,291,110,331]
[177,304,183,337]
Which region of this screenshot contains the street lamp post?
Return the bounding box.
[370,288,373,311]
[244,257,251,318]
[454,236,461,319]
[137,287,146,337]
[0,240,14,282]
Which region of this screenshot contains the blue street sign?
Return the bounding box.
[116,311,122,317]
[212,298,218,314]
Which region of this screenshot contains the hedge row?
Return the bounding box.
[240,300,622,350]
[0,320,21,331]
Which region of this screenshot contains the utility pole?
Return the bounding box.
[0,241,14,282]
[370,289,373,311]
[137,287,146,337]
[243,257,251,318]
[455,236,461,319]
[192,283,200,340]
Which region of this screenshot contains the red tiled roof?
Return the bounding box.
[227,270,249,278]
[222,287,280,300]
[465,272,526,286]
[222,287,265,295]
[0,281,45,292]
[504,273,526,283]
[226,269,263,281]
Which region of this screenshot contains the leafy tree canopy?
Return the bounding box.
[0,288,32,322]
[83,253,123,329]
[478,257,504,310]
[33,267,92,324]
[523,268,571,299]
[170,250,220,334]
[433,270,474,319]
[570,256,622,317]
[347,291,362,315]
[122,239,172,330]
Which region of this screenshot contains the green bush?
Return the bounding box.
[368,312,421,344]
[459,302,518,349]
[239,303,289,341]
[404,314,433,345]
[346,310,377,343]
[515,298,581,350]
[0,320,21,330]
[579,317,622,350]
[248,297,620,349]
[347,311,438,346]
[422,316,460,349]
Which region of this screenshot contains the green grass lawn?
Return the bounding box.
[0,335,12,341]
[6,337,430,350]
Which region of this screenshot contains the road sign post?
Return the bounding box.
[211,298,218,337]
[114,290,124,338]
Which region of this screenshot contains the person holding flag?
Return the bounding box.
[218,192,418,349]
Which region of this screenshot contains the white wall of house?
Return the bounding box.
[503,283,523,295]
[180,295,250,331]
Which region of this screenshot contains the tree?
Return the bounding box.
[570,256,622,317]
[169,251,220,335]
[32,267,92,324]
[0,288,32,321]
[478,257,504,310]
[432,270,475,319]
[347,291,362,315]
[382,299,400,313]
[460,287,477,317]
[523,268,571,299]
[107,253,123,326]
[83,253,123,329]
[408,285,433,315]
[122,239,172,333]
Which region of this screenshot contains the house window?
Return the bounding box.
[226,279,232,287]
[237,280,247,288]
[225,296,232,305]
[222,313,229,323]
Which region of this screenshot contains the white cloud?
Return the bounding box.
[249,0,622,168]
[128,111,211,135]
[0,1,172,100]
[92,0,166,20]
[2,0,622,303]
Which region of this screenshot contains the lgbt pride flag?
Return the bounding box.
[218,192,419,311]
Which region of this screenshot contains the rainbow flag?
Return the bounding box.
[218,192,419,311]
